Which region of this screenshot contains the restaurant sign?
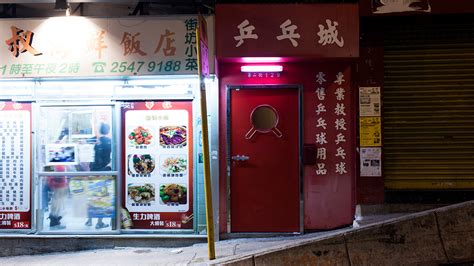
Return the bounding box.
[0,16,214,78]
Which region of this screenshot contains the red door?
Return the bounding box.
[230,87,300,232]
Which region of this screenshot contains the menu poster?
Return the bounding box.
[121,101,193,230]
[359,87,381,117]
[0,102,32,230]
[360,147,382,176]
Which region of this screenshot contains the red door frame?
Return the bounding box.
[226,84,304,233]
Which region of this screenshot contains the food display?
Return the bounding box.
[128,154,155,175]
[128,183,155,204]
[161,156,187,174]
[125,107,193,229]
[128,126,153,145]
[159,184,187,205]
[160,126,187,147]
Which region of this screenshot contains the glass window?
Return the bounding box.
[37,105,117,233]
[40,175,116,232]
[37,106,114,172]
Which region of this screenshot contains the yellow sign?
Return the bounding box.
[360,117,382,147]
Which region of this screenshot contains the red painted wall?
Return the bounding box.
[218,61,356,231]
[355,20,385,204]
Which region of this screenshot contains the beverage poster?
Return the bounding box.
[0,102,32,230]
[121,101,193,230]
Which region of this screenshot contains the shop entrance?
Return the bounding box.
[229,86,300,232]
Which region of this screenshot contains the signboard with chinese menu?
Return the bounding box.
[0,16,214,78]
[0,102,31,230]
[122,101,193,230]
[215,4,358,58]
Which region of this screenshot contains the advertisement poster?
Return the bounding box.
[359,87,381,117]
[360,147,382,176]
[372,0,431,14]
[122,101,193,230]
[360,117,382,147]
[68,177,115,218]
[0,102,32,230]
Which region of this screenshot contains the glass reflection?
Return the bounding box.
[41,176,116,232]
[251,105,278,132]
[39,106,114,172]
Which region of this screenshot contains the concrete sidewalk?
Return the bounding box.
[0,201,471,265]
[0,229,352,265]
[212,200,474,265]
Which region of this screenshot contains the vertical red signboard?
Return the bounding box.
[121,101,193,230]
[0,102,32,230]
[304,66,354,228]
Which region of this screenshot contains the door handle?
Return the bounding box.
[231,155,250,161]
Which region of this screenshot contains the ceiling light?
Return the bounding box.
[241,57,283,63]
[240,65,283,73]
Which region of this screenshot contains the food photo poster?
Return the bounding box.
[122,101,193,230]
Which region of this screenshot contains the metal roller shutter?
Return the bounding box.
[383,15,474,190]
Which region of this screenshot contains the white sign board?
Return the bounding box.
[0,16,214,78]
[360,147,382,177]
[359,87,381,117]
[125,109,190,213]
[0,110,31,212]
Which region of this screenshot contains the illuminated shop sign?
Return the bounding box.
[0,16,214,78]
[216,4,358,58]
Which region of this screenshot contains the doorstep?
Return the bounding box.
[354,203,448,227]
[0,234,207,257]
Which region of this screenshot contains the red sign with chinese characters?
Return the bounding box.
[198,14,210,78]
[215,4,359,58]
[0,102,32,230]
[121,101,194,230]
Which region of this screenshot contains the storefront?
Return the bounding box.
[0,16,219,235]
[215,4,359,233]
[357,0,474,204]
